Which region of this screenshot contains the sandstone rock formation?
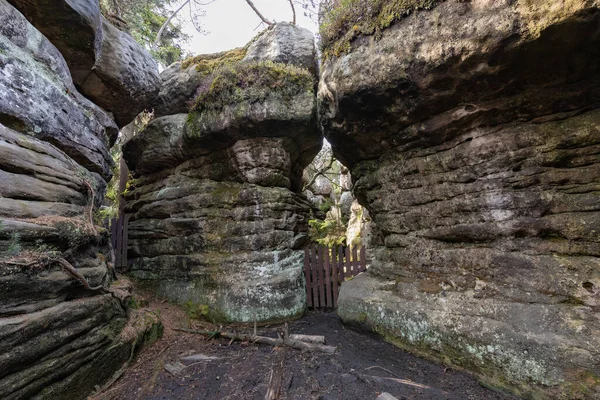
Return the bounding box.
[7,0,160,127]
[0,1,160,398]
[320,1,600,398]
[123,23,322,323]
[243,22,318,75]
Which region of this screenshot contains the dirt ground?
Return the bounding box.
[93,295,519,400]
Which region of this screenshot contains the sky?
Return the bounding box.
[176,0,319,56]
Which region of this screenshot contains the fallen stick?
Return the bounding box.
[265,348,286,400]
[173,328,336,354]
[289,334,325,344]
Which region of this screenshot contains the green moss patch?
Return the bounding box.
[320,0,442,59]
[191,60,314,113]
[180,47,247,75]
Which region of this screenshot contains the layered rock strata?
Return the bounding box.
[320,1,600,398]
[0,1,161,398]
[124,23,321,323]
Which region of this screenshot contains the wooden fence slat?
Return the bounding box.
[331,246,339,308]
[311,244,318,308]
[344,246,351,280]
[352,246,358,276]
[303,244,368,309]
[339,246,345,281]
[360,245,367,272]
[324,245,332,308]
[304,247,312,307]
[317,245,325,308]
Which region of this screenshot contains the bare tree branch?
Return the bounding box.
[153,0,191,49]
[302,153,335,191]
[244,0,274,25]
[288,0,296,24]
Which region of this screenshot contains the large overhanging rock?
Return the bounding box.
[77,17,160,127]
[124,38,322,323]
[320,1,600,398]
[7,0,160,127]
[6,0,102,83]
[0,0,117,180]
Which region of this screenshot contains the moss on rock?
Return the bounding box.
[180,46,247,75]
[191,60,314,113]
[320,0,442,59]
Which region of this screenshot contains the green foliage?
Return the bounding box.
[308,217,346,246]
[100,0,189,66]
[6,233,22,256]
[319,199,333,213]
[192,60,314,112]
[320,0,441,58]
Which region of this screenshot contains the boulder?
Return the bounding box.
[151,47,247,118]
[339,190,353,219]
[243,22,318,75]
[77,17,160,127]
[124,30,322,323]
[7,0,160,127]
[321,1,600,398]
[6,0,102,83]
[0,0,117,180]
[152,22,317,119]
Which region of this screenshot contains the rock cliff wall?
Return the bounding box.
[0,1,160,398]
[123,23,322,323]
[320,1,600,398]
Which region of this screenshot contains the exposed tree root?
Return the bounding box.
[3,256,105,292]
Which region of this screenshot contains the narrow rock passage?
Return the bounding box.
[94,296,519,400]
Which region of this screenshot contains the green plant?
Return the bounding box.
[180,46,247,73]
[319,199,334,213]
[320,0,441,59]
[308,218,346,246]
[6,233,22,256]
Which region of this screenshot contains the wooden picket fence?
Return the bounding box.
[110,213,129,269]
[304,244,367,309]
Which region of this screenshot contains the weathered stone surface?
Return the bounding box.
[124,29,321,323]
[76,17,160,127]
[151,47,247,118]
[244,22,318,75]
[0,4,159,398]
[0,0,117,180]
[6,0,102,83]
[128,64,320,190]
[6,0,160,127]
[321,1,600,398]
[124,111,319,322]
[0,275,162,400]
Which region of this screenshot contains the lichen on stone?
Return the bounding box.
[319,0,442,58]
[191,60,314,113]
